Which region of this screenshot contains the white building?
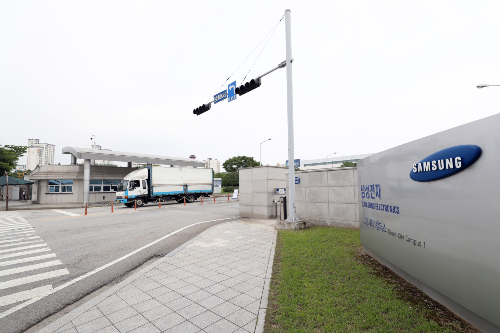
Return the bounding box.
[91,144,114,165]
[16,165,27,171]
[287,153,374,171]
[205,158,221,173]
[27,139,55,170]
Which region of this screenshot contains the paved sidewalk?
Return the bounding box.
[38,219,277,333]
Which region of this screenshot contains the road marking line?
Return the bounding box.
[0,285,53,307]
[0,248,50,260]
[0,228,34,234]
[0,222,30,227]
[0,236,40,244]
[0,232,35,239]
[0,253,57,267]
[0,260,62,277]
[0,228,33,234]
[52,210,80,217]
[0,224,31,230]
[0,216,240,319]
[0,269,69,290]
[0,240,43,248]
[0,243,47,254]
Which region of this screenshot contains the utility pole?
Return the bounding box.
[4,171,8,211]
[285,9,299,222]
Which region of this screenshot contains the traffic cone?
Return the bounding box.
[85,203,87,216]
[184,197,186,206]
[111,202,114,213]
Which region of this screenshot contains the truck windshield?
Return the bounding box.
[117,180,128,191]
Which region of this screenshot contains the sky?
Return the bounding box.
[1,1,500,171]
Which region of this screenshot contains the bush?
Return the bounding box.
[222,186,239,193]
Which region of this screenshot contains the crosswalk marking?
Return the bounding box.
[0,240,43,248]
[0,285,53,307]
[0,243,47,254]
[0,226,33,232]
[0,248,50,260]
[0,223,30,228]
[0,228,34,235]
[0,211,70,318]
[0,253,57,267]
[0,237,40,244]
[0,260,62,277]
[52,210,80,217]
[0,223,32,231]
[0,231,35,238]
[0,269,69,290]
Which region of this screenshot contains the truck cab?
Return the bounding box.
[115,168,149,207]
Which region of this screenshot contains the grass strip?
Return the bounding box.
[264,227,478,332]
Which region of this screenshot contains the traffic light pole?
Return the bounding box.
[285,9,299,222]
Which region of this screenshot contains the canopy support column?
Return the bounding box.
[71,155,77,165]
[83,159,90,207]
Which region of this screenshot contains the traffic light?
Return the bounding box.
[193,103,211,116]
[235,77,261,96]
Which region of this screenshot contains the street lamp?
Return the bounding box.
[477,84,500,89]
[327,152,337,169]
[260,138,271,166]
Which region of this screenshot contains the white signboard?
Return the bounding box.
[358,113,500,332]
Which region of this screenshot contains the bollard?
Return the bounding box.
[85,203,87,216]
[184,197,186,206]
[159,199,161,209]
[201,197,203,204]
[111,202,114,213]
[214,196,216,203]
[135,200,137,211]
[228,195,229,202]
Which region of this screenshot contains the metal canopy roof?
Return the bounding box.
[62,147,204,167]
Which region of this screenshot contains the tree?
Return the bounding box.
[223,156,260,172]
[214,172,239,187]
[340,161,357,168]
[0,145,27,175]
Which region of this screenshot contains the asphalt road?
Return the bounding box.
[0,200,240,333]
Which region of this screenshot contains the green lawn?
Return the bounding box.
[264,227,477,333]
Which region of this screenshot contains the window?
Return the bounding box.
[89,180,121,192]
[49,180,73,193]
[142,180,147,189]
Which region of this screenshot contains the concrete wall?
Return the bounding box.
[286,168,359,228]
[239,167,288,219]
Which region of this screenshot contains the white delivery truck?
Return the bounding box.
[115,166,213,207]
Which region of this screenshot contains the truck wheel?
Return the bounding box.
[135,198,145,207]
[186,194,195,203]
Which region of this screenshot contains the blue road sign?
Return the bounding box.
[214,90,227,104]
[295,177,300,184]
[228,81,237,102]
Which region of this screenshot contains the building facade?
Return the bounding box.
[91,144,114,165]
[205,158,221,173]
[27,139,56,170]
[287,154,373,171]
[26,165,136,205]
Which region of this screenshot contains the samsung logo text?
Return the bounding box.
[409,145,481,182]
